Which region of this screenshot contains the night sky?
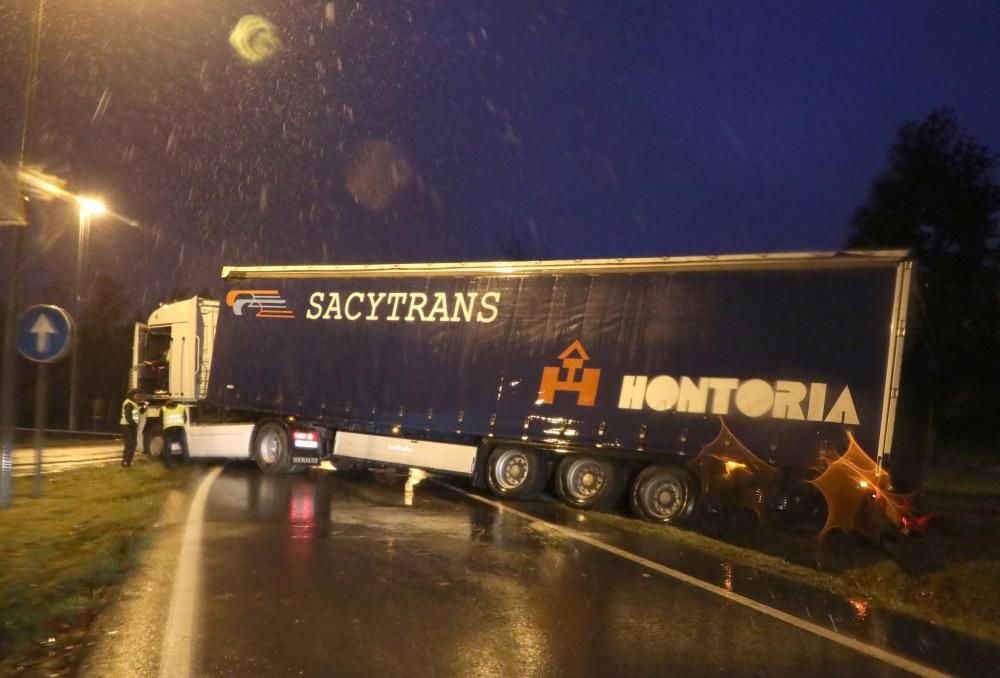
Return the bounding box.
[2,1,999,310]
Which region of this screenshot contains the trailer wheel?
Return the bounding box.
[253,422,294,475]
[485,447,548,500]
[554,456,624,510]
[143,425,164,460]
[630,465,698,525]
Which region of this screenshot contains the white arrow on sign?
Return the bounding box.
[30,314,57,353]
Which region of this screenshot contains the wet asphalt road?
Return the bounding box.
[158,464,990,678]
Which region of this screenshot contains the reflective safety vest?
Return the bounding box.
[120,398,140,425]
[162,404,187,429]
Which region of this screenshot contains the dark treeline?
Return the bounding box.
[0,274,135,432]
[848,109,1000,460]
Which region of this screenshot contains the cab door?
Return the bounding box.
[131,322,148,391]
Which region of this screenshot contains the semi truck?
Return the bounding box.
[131,250,930,538]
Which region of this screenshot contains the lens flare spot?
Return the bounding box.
[345,139,413,210]
[229,15,282,64]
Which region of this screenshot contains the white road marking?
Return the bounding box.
[437,482,950,678]
[160,465,224,678]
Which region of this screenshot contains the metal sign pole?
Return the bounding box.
[32,362,48,498]
[5,304,74,507]
[0,228,26,509]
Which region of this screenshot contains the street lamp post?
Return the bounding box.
[67,197,105,431]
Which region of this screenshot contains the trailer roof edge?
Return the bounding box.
[220,249,912,279]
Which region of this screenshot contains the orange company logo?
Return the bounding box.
[226,290,295,319]
[537,340,601,407]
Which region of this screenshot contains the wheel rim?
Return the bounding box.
[562,458,606,501]
[258,429,281,464]
[639,474,687,521]
[492,449,530,490]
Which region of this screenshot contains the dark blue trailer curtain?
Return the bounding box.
[210,263,901,470]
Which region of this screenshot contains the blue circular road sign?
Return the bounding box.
[16,305,74,363]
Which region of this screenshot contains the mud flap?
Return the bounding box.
[471,442,491,489]
[291,454,322,466]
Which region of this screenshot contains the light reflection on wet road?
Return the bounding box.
[189,466,976,677]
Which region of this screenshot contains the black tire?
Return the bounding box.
[554,456,624,510]
[630,464,699,525]
[143,425,164,460]
[485,446,549,500]
[253,421,294,475]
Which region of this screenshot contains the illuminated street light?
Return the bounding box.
[76,196,106,216]
[18,169,137,227]
[14,169,137,430]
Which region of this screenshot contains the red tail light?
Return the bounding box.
[292,430,320,450]
[899,512,933,536]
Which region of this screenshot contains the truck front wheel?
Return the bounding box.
[253,422,294,475]
[555,456,624,510]
[630,465,698,525]
[143,425,164,460]
[485,446,548,500]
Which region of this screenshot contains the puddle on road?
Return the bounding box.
[404,468,427,506]
[721,563,733,592]
[208,467,487,539]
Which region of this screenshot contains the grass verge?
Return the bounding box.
[588,466,1000,644]
[0,461,186,674]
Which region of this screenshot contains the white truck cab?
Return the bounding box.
[131,297,245,459]
[131,297,218,402]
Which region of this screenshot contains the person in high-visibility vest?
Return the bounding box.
[119,389,144,467]
[161,399,189,465]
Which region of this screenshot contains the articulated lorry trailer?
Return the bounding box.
[131,250,930,538]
